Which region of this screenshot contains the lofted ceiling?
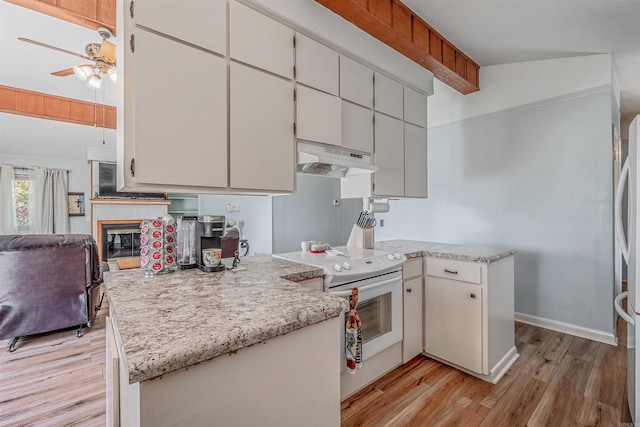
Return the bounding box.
[1,0,640,164]
[403,0,640,122]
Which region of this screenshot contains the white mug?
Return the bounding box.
[202,248,222,267]
[301,241,316,251]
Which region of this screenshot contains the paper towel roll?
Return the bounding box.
[368,202,390,213]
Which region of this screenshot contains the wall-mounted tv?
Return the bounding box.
[95,162,166,199]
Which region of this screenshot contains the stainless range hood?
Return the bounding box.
[297,141,378,178]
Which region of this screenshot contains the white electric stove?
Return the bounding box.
[273,246,406,289]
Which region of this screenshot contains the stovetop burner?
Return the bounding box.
[273,246,406,288]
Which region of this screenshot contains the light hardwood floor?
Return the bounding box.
[0,291,631,426]
[0,289,108,426]
[341,318,632,427]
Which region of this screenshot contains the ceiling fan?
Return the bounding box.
[18,27,117,91]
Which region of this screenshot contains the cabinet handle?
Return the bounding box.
[129,0,134,18]
[130,158,136,177]
[470,293,476,299]
[406,288,412,293]
[444,268,458,274]
[130,34,135,53]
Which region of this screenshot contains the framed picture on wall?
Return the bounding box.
[68,192,85,216]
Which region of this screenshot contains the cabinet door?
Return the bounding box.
[134,0,226,54]
[230,62,295,192]
[342,101,373,153]
[229,0,294,79]
[403,276,423,363]
[403,87,427,127]
[296,33,338,95]
[424,277,483,373]
[296,86,342,147]
[134,29,227,188]
[404,123,428,198]
[340,55,373,108]
[374,113,404,197]
[374,73,403,119]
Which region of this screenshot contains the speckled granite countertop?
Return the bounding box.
[104,255,348,384]
[374,240,517,263]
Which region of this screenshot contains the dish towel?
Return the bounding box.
[345,288,362,374]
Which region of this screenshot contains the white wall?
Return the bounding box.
[429,54,613,128]
[377,56,616,337]
[198,195,273,255]
[2,153,91,234]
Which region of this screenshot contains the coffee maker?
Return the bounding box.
[195,215,240,272]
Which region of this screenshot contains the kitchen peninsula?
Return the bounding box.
[104,256,348,426]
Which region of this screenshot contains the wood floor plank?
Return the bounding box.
[463,342,538,409]
[539,330,573,363]
[585,343,627,409]
[477,376,548,427]
[575,396,622,427]
[566,336,602,363]
[429,396,491,427]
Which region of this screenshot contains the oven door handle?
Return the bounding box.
[329,275,400,297]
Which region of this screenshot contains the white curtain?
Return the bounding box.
[34,168,70,234]
[0,165,17,234]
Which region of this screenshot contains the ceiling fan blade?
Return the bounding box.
[51,67,75,77]
[18,37,90,60]
[99,39,116,63]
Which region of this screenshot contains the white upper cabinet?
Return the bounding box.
[295,33,339,95]
[404,123,428,198]
[133,29,228,188]
[374,113,404,197]
[374,72,403,119]
[342,101,373,153]
[296,86,342,147]
[133,0,226,54]
[229,0,294,79]
[230,62,295,192]
[404,87,427,127]
[340,55,373,108]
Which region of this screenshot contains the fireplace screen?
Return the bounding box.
[100,222,142,261]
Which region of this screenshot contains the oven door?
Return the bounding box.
[329,270,403,370]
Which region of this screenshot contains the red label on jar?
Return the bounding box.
[152,240,162,249]
[140,224,149,234]
[166,225,175,233]
[152,220,162,228]
[152,230,162,239]
[140,246,149,256]
[152,251,162,260]
[152,262,163,271]
[141,256,150,266]
[166,256,175,264]
[165,235,174,244]
[140,235,149,245]
[165,245,174,254]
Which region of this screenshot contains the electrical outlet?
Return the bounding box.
[225,202,240,212]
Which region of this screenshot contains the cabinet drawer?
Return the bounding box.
[402,257,422,279]
[426,258,482,284]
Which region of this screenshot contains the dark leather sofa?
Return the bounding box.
[0,234,103,351]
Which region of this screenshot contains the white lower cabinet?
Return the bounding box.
[423,255,518,383]
[424,275,483,373]
[402,257,423,363]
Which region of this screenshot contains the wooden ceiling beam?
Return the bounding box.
[0,85,116,129]
[4,0,116,35]
[315,0,480,94]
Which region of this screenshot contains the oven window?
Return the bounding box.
[358,291,392,343]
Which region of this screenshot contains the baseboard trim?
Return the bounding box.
[515,312,618,346]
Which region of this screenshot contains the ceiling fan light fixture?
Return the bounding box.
[86,73,102,91]
[108,67,117,83]
[73,64,93,81]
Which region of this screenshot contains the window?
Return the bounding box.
[13,169,34,233]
